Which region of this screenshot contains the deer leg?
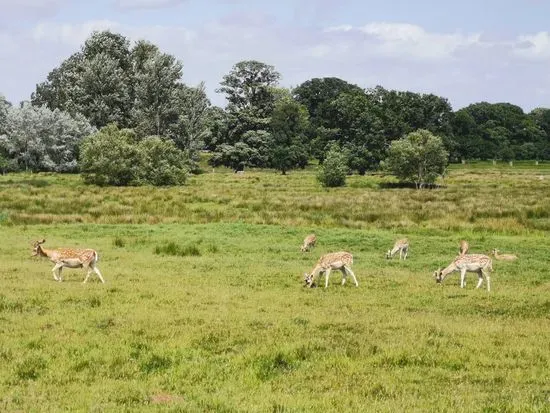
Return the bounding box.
[460,269,467,288]
[325,269,331,288]
[93,265,105,284]
[403,248,408,260]
[475,270,484,289]
[51,263,63,281]
[340,268,347,285]
[345,266,359,287]
[482,269,491,292]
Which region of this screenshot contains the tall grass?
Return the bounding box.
[0,164,549,411]
[1,164,550,234]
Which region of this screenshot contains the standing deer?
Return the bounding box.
[491,249,518,261]
[459,240,469,256]
[433,254,493,292]
[304,251,358,288]
[386,238,409,260]
[32,239,105,284]
[300,234,317,252]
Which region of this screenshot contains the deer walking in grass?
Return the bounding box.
[386,238,409,260]
[304,251,358,288]
[433,254,493,292]
[459,240,469,256]
[491,249,518,261]
[300,234,317,252]
[32,239,105,284]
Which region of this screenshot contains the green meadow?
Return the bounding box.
[1,162,549,412]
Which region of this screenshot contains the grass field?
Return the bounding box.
[1,162,549,412]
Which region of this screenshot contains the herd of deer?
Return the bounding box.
[301,235,517,292]
[31,234,517,291]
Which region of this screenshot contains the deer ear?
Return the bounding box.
[40,239,46,244]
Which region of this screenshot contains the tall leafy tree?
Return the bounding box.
[32,31,133,128]
[78,52,132,128]
[132,48,183,137]
[269,90,310,174]
[217,60,280,116]
[212,60,281,168]
[0,103,95,172]
[168,82,211,156]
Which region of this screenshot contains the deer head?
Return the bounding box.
[32,239,46,257]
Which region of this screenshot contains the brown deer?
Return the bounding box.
[491,249,518,261]
[32,239,105,283]
[459,240,469,256]
[304,251,358,288]
[433,254,493,292]
[300,234,317,252]
[386,238,409,260]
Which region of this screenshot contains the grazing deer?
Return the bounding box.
[491,249,518,261]
[459,240,469,256]
[32,239,105,284]
[304,251,358,288]
[386,238,409,260]
[433,254,493,292]
[300,234,317,252]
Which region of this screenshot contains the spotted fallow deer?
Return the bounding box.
[459,240,469,256]
[386,238,409,260]
[300,234,317,252]
[491,249,518,261]
[304,251,358,288]
[32,239,105,284]
[433,254,493,292]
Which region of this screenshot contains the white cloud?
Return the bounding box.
[513,32,550,60]
[327,22,483,60]
[2,17,550,111]
[113,0,187,10]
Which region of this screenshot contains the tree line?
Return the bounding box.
[1,30,549,185]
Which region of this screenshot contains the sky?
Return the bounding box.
[1,0,549,111]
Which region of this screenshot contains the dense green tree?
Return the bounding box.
[269,92,310,174]
[132,48,183,137]
[217,60,280,116]
[32,31,133,128]
[168,82,211,156]
[383,129,448,189]
[212,60,281,168]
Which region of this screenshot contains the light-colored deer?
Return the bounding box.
[32,239,105,284]
[386,238,409,260]
[491,248,518,261]
[459,240,469,256]
[300,234,317,252]
[304,251,358,288]
[433,254,493,292]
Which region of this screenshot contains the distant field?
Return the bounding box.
[1,164,549,412]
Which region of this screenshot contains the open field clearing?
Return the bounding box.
[1,164,549,412]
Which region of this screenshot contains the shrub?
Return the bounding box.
[383,129,448,189]
[80,124,189,186]
[317,143,348,187]
[139,137,189,186]
[80,124,143,186]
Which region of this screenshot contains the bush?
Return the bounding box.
[139,137,189,186]
[317,143,348,187]
[383,129,448,189]
[80,124,143,186]
[80,124,189,186]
